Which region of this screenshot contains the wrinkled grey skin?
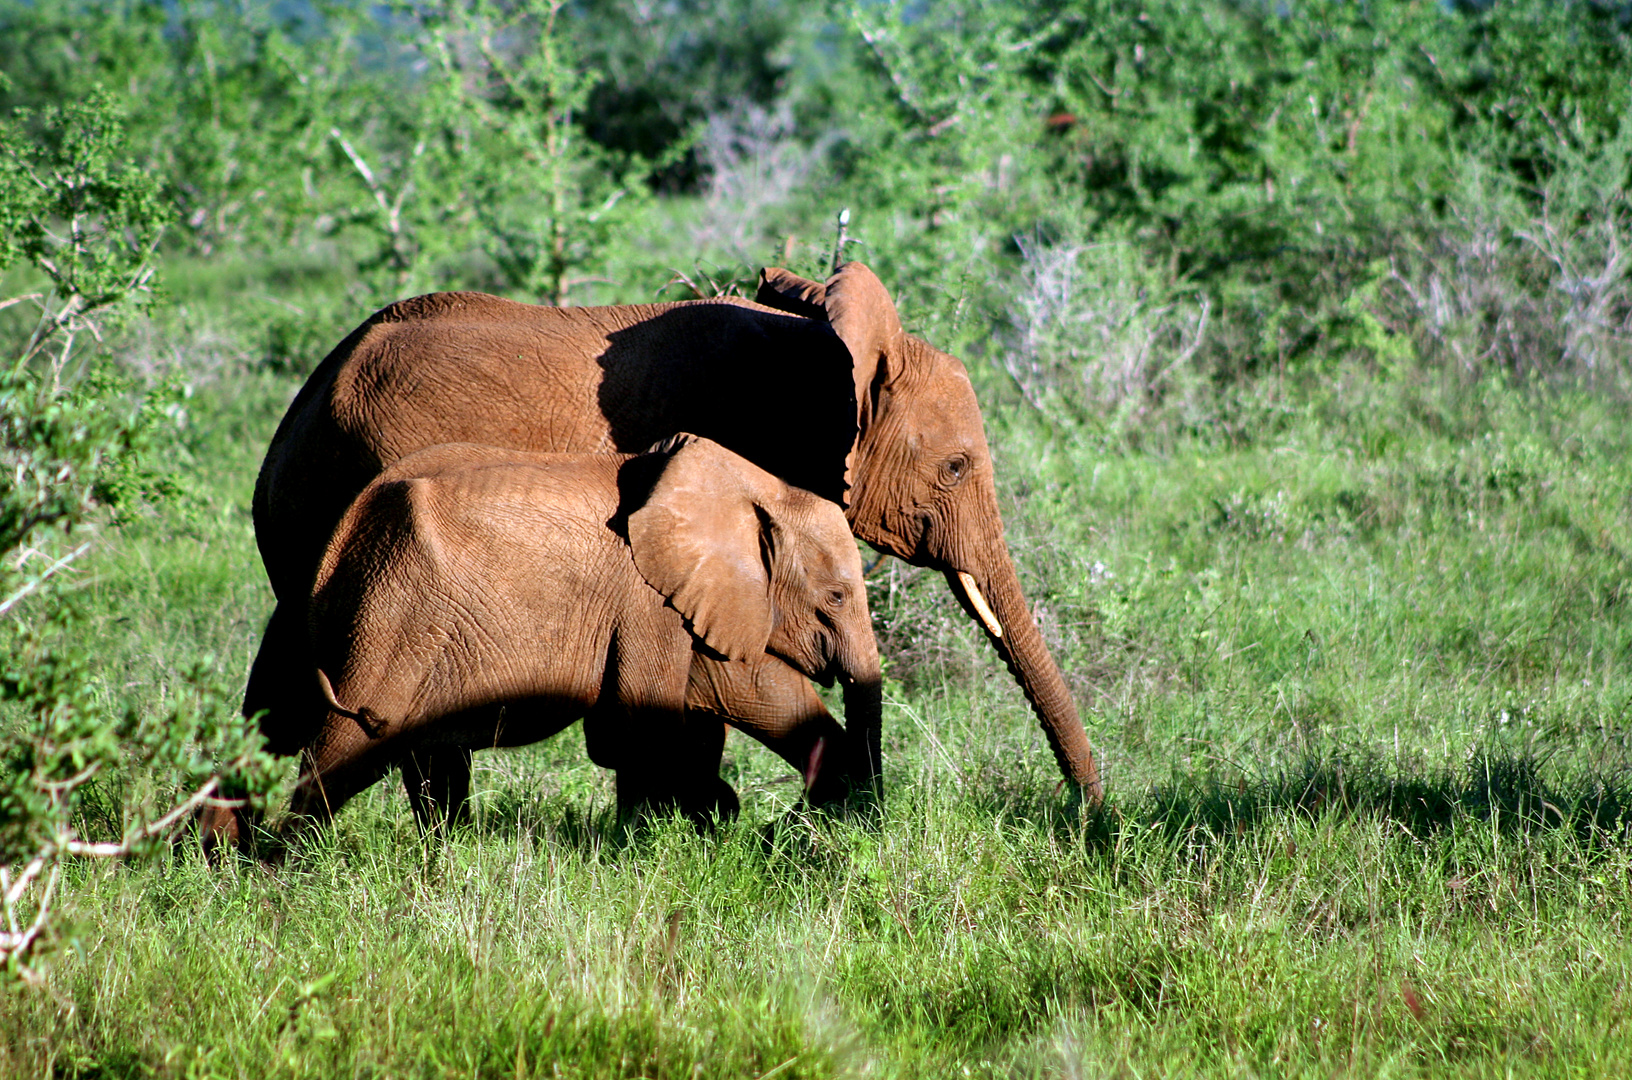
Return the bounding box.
[245,262,1100,823]
[202,436,881,849]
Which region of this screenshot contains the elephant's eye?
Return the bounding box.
[939,453,971,487]
[827,588,847,609]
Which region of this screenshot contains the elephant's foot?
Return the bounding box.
[196,802,242,864]
[683,776,740,827]
[614,770,739,832]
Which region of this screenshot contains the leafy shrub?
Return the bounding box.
[407,0,654,306]
[0,87,271,979]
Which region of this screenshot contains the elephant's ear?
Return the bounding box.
[824,262,903,423]
[756,267,827,319]
[627,436,780,662]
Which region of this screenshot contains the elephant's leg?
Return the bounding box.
[400,747,474,834]
[197,803,240,849]
[244,601,325,756]
[687,654,851,806]
[611,729,738,827]
[669,717,738,824]
[197,798,271,861]
[198,802,245,862]
[195,603,326,861]
[590,705,737,828]
[584,626,727,826]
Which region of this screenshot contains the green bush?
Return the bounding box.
[0,85,272,979]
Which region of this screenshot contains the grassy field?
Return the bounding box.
[2,0,1630,1071]
[2,337,1629,1078]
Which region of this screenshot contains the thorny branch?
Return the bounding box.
[329,127,423,287]
[0,771,246,975]
[854,23,951,136]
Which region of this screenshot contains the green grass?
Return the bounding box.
[4,363,1632,1078]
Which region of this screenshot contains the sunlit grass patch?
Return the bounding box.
[5,362,1632,1077]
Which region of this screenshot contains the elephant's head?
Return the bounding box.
[758,263,1103,801]
[626,435,884,787]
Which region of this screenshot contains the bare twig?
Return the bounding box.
[0,866,60,976]
[329,127,385,209]
[1086,71,1120,99]
[0,294,42,314]
[0,542,92,620]
[2,855,48,912]
[38,761,102,794]
[855,23,952,135]
[0,772,241,970]
[1149,295,1212,387]
[63,776,224,857]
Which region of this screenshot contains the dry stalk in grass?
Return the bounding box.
[1386,197,1632,381]
[1008,237,1209,423]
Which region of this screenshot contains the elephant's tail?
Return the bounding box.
[316,668,387,739]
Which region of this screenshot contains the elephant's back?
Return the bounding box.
[280,291,679,481]
[251,290,790,600]
[383,445,630,538]
[321,291,818,459]
[290,289,786,458]
[314,449,653,718]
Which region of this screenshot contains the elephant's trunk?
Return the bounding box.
[832,615,884,796]
[840,671,884,796]
[948,559,1104,802]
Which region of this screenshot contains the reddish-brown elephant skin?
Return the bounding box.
[207,437,882,850]
[245,262,1101,810]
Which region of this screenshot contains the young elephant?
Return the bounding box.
[277,434,882,836]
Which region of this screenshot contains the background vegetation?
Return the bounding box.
[1,0,1630,1075]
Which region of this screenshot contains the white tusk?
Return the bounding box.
[957,571,1003,639]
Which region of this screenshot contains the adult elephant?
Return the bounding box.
[249,262,1102,804]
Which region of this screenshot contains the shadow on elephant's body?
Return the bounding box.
[593,306,855,504]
